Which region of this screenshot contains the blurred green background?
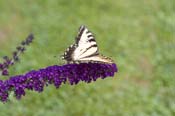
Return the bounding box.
[0,0,174,116]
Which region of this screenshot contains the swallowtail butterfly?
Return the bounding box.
[62,25,113,64]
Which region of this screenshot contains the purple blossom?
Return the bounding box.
[0,63,118,102]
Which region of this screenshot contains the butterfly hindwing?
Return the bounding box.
[63,44,76,62]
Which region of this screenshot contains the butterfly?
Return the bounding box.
[62,25,114,64]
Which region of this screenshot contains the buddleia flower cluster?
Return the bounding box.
[0,34,34,76]
[0,63,117,102]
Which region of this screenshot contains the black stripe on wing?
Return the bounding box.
[80,51,99,59]
[87,34,94,38]
[88,38,96,42]
[87,34,96,42]
[86,29,96,42]
[75,25,85,44]
[78,44,99,58]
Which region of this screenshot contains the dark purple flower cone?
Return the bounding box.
[0,63,118,102]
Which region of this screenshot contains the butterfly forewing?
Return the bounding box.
[73,26,98,59]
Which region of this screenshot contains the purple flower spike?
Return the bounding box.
[0,63,118,102]
[0,34,34,76]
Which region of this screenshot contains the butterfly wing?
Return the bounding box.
[73,25,99,60]
[63,25,113,64]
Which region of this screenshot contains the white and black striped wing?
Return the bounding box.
[63,25,114,64]
[73,25,99,60]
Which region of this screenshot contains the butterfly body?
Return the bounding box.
[63,25,114,64]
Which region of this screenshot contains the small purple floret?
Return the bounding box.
[0,63,118,102]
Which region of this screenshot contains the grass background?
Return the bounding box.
[0,0,174,115]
